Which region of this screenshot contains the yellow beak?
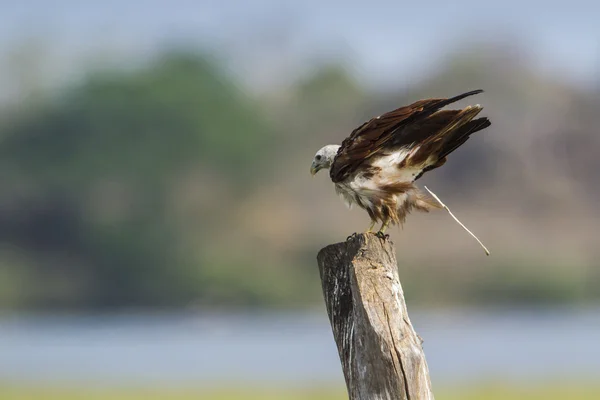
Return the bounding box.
[310,164,320,176]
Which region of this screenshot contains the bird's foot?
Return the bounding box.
[375,219,390,240]
[346,232,358,241]
[375,231,389,240]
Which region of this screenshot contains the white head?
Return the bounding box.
[310,145,340,176]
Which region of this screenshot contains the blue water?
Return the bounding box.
[0,308,599,386]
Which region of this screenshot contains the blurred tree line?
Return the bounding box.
[0,51,277,310]
[0,46,598,311]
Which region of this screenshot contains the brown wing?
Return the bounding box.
[329,89,486,183]
[410,108,491,180]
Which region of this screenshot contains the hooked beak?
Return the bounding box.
[310,163,321,176]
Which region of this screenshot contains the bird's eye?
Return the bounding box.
[316,155,322,161]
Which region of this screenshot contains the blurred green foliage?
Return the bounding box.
[0,51,275,310]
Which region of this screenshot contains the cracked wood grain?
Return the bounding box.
[317,233,434,400]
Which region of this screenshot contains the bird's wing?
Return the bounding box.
[329,90,487,183]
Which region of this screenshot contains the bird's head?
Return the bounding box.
[310,145,340,176]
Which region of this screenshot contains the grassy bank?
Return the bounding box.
[2,383,600,400]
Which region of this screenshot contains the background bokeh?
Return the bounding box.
[1,1,599,399]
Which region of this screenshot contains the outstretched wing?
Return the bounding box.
[329,89,489,183]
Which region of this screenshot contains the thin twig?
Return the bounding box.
[424,186,490,256]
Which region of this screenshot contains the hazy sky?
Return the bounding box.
[1,1,598,91]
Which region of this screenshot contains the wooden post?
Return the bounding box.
[317,233,434,400]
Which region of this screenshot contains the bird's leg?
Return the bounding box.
[376,218,390,239]
[365,220,376,233]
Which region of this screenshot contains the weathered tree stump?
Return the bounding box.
[317,233,434,400]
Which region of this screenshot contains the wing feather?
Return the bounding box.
[329,89,487,183]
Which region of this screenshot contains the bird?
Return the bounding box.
[310,89,491,237]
